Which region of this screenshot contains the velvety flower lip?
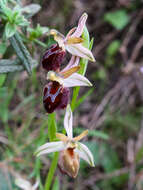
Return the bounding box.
[43,81,70,113]
[50,13,95,62]
[15,178,39,190]
[35,105,94,178]
[41,43,65,72]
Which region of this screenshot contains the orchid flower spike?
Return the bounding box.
[43,62,92,113]
[15,178,39,190]
[50,13,95,62]
[35,105,94,178]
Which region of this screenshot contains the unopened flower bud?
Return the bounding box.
[59,148,79,178]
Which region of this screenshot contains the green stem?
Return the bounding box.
[44,113,58,190]
[44,152,59,190]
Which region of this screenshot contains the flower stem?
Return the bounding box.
[44,113,59,190]
[44,152,59,190]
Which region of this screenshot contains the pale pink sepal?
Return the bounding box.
[61,56,80,72]
[63,73,92,87]
[66,43,95,62]
[71,13,88,38]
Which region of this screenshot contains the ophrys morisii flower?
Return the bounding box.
[35,105,94,178]
[50,13,95,62]
[43,62,92,113]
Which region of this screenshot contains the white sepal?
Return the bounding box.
[63,73,92,87]
[76,142,95,167]
[64,104,73,139]
[66,43,95,62]
[32,180,39,190]
[36,141,65,156]
[15,178,31,190]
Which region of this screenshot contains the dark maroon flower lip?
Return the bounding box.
[41,43,66,72]
[43,81,70,113]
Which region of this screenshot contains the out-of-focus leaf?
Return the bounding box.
[101,144,121,172]
[9,32,33,74]
[94,68,107,80]
[104,10,130,30]
[107,40,121,56]
[0,169,15,190]
[0,74,6,87]
[75,88,93,109]
[135,147,143,163]
[0,42,7,54]
[28,24,49,40]
[52,177,59,190]
[0,59,23,73]
[5,22,16,38]
[75,128,109,140]
[22,4,41,18]
[0,59,37,73]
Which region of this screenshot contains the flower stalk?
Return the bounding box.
[35,12,95,189]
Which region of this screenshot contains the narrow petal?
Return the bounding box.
[76,142,95,167]
[66,44,95,62]
[67,37,83,45]
[15,178,31,190]
[64,104,73,139]
[60,66,80,78]
[65,27,76,40]
[56,133,68,142]
[63,73,92,88]
[35,141,65,156]
[71,13,88,38]
[61,56,80,72]
[73,130,88,141]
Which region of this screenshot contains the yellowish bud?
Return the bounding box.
[59,148,79,178]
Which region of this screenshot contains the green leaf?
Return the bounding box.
[135,146,143,163]
[106,40,121,56]
[28,24,49,40]
[0,74,6,87]
[104,10,130,30]
[0,59,36,73]
[52,177,60,190]
[75,88,94,109]
[9,33,32,74]
[22,4,41,18]
[5,22,16,38]
[0,168,15,190]
[0,42,7,55]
